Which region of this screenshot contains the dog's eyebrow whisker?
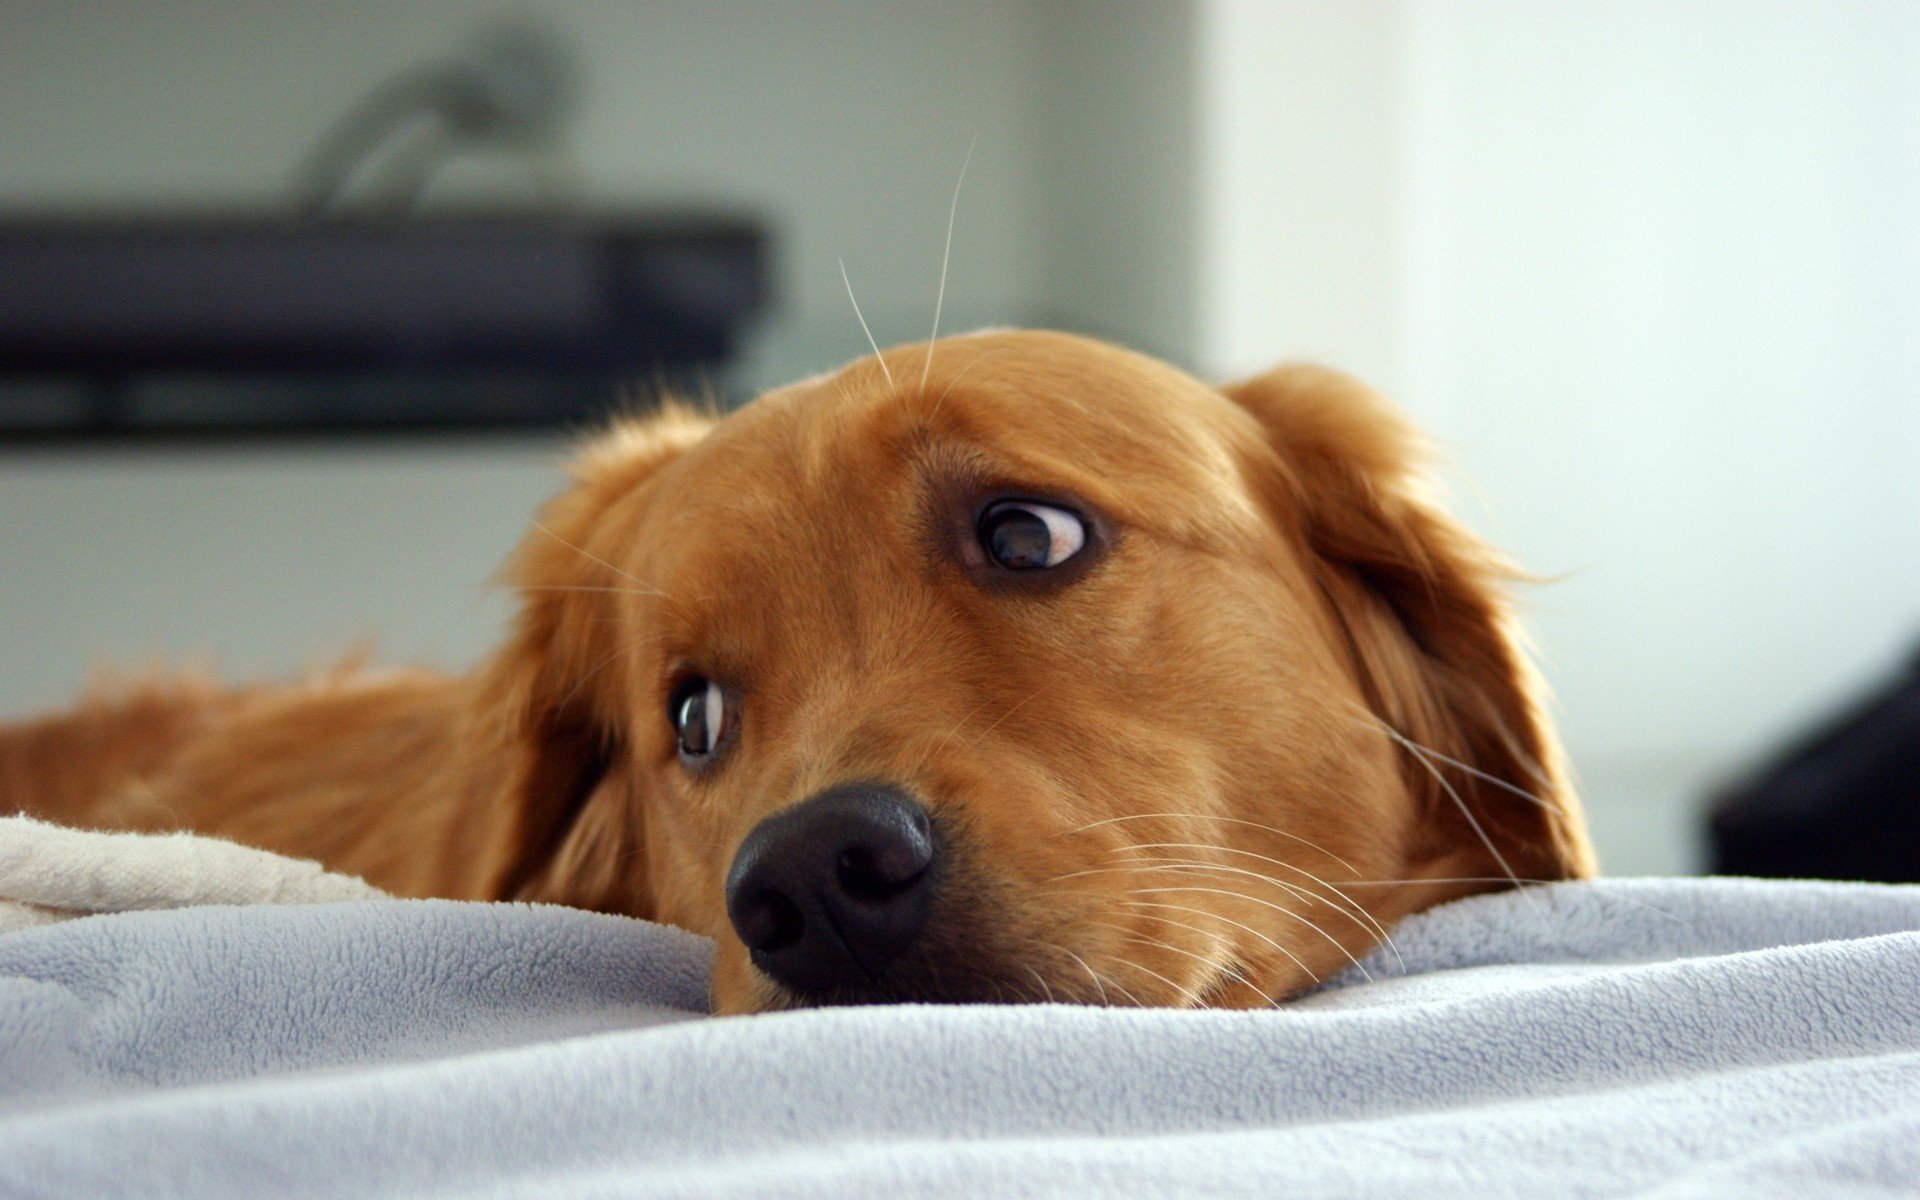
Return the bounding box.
[1106,844,1403,969]
[1129,900,1318,989]
[919,347,1005,432]
[530,520,664,594]
[1125,884,1374,982]
[921,134,976,393]
[838,257,895,391]
[553,633,674,713]
[1066,812,1360,874]
[516,585,673,599]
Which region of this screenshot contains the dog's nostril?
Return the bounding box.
[736,888,805,953]
[836,846,924,902]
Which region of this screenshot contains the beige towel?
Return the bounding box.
[0,815,384,934]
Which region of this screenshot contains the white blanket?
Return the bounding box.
[0,814,382,932]
[2,818,1917,1198]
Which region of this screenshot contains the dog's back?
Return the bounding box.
[0,668,520,902]
[0,677,239,829]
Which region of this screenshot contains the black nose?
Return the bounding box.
[724,784,939,999]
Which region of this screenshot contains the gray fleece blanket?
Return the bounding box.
[2,878,1917,1198]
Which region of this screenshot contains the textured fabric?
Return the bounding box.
[0,814,383,933]
[3,878,1918,1198]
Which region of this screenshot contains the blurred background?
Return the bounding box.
[2,1,1916,878]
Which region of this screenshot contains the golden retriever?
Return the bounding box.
[0,330,1593,1012]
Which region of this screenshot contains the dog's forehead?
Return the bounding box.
[714,331,1254,505]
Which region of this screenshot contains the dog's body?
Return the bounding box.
[3,331,1593,1012]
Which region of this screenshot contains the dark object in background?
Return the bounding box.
[0,214,768,439]
[1709,646,1920,882]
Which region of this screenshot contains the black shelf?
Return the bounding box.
[0,212,770,440]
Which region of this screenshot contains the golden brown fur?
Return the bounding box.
[2,331,1593,1012]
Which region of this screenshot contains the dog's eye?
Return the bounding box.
[670,677,730,760]
[978,501,1087,570]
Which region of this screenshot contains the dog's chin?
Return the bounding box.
[746,963,1054,1011]
[716,912,1072,1012]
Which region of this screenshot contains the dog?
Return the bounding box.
[1,330,1594,1012]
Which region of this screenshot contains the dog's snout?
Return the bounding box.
[724,784,938,1000]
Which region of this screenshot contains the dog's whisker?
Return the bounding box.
[920,347,1006,431]
[1023,963,1057,1005]
[900,697,996,784]
[1341,704,1567,816]
[897,692,1033,797]
[1129,900,1318,988]
[515,586,675,599]
[1062,859,1386,972]
[530,520,663,594]
[838,257,895,390]
[1104,914,1285,1003]
[1125,884,1374,981]
[1326,879,1684,924]
[1058,946,1111,1006]
[1084,919,1261,1004]
[921,135,975,393]
[969,692,1037,743]
[1104,845,1404,969]
[1082,856,1397,967]
[553,633,675,713]
[1336,876,1559,885]
[1364,717,1541,917]
[1102,948,1205,1008]
[1092,963,1145,1008]
[1018,936,1087,1004]
[1065,812,1360,874]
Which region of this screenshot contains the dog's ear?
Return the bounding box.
[1224,364,1596,884]
[466,404,714,912]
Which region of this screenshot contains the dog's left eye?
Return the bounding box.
[670,677,730,760]
[978,501,1087,570]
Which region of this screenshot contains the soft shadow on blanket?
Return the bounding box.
[2,878,1919,1199]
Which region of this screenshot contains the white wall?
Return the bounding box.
[1191,0,1920,872]
[1192,0,1409,390]
[0,440,564,715]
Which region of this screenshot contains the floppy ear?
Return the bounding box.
[466,405,715,912]
[1225,364,1596,884]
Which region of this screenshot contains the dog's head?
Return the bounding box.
[472,330,1593,1013]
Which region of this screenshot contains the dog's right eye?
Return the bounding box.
[978,500,1087,570]
[670,677,730,761]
